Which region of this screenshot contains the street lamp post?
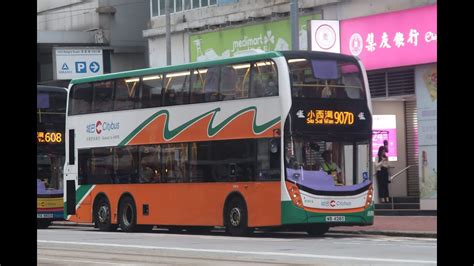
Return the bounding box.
[290,0,299,50]
[165,0,171,65]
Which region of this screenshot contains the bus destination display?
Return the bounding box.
[37,131,63,143]
[306,110,355,125]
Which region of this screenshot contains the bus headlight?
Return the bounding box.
[365,186,374,208]
[286,182,303,208]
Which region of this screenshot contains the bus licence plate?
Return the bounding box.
[325,216,345,222]
[37,213,53,218]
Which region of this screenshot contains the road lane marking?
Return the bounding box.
[39,229,293,242]
[38,257,129,265]
[338,241,436,248]
[38,240,436,264]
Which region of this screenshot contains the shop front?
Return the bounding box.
[339,4,437,209]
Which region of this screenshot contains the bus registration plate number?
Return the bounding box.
[37,213,53,218]
[325,216,345,222]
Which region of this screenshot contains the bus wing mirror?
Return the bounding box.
[270,139,279,154]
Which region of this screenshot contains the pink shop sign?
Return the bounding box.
[340,4,437,70]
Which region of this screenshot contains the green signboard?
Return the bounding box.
[189,13,322,62]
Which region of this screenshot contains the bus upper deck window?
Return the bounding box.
[71,83,93,115]
[311,60,339,80]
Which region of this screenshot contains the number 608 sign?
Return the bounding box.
[37,131,63,143]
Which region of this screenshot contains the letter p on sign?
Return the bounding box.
[75,62,87,73]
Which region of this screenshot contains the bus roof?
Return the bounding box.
[70,51,283,85]
[37,85,67,93]
[279,50,359,62]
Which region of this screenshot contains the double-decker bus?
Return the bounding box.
[63,51,374,236]
[37,85,67,228]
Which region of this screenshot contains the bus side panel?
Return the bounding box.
[243,182,281,227]
[127,108,280,146]
[68,189,94,223]
[79,182,281,227]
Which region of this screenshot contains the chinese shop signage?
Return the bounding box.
[340,4,437,70]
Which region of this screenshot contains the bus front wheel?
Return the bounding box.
[306,224,330,237]
[94,196,117,231]
[37,220,51,229]
[225,197,252,237]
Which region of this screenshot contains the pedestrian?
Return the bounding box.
[375,145,390,203]
[383,139,389,153]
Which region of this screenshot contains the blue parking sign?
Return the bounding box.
[75,62,87,73]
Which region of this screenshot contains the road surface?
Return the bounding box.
[38,225,436,265]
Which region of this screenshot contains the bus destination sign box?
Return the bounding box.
[291,100,371,135]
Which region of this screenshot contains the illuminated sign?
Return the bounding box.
[372,115,397,161]
[291,100,371,135]
[305,110,354,125]
[37,131,63,143]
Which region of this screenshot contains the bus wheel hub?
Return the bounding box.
[98,206,108,223]
[229,208,241,226]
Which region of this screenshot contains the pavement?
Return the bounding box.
[52,215,437,238]
[329,215,437,238]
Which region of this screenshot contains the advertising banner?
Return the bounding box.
[340,4,437,70]
[189,13,321,62]
[416,64,437,202]
[372,115,397,161]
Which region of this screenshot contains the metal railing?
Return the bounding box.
[388,165,412,208]
[389,165,412,182]
[373,165,412,207]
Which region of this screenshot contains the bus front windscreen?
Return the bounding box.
[284,136,371,191]
[37,86,66,196]
[288,58,365,100]
[37,133,65,195]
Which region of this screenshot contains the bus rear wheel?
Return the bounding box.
[306,224,330,237]
[94,196,117,231]
[118,197,137,232]
[225,197,252,237]
[118,196,153,232]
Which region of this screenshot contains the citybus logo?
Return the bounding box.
[87,120,120,134]
[95,121,102,134]
[322,199,352,208]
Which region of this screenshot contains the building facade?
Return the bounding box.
[144,0,437,210]
[37,0,150,85]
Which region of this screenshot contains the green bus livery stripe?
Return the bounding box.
[207,106,280,136]
[119,109,216,146]
[75,185,93,205]
[70,52,282,85]
[63,185,93,219]
[281,201,374,225]
[119,107,280,146]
